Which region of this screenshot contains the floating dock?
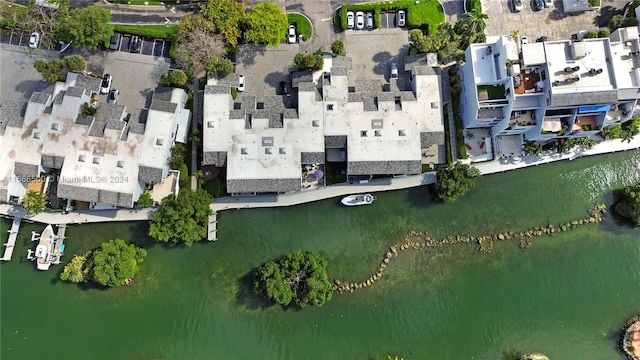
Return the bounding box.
[1,217,22,261]
[208,212,217,241]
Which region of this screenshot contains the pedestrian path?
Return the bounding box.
[1,216,22,261]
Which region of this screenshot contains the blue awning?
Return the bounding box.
[578,105,609,113]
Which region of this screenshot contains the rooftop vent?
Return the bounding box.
[589,68,603,75]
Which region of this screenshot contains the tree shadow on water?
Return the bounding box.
[235,270,274,310]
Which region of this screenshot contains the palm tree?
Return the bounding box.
[194,170,204,188]
[464,8,489,33]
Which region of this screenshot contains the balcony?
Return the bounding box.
[477,84,506,101]
[514,69,542,95]
[572,115,597,132]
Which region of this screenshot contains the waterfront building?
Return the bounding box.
[459,27,640,160]
[0,73,189,208]
[202,56,446,195]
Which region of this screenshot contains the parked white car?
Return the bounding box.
[512,0,523,12]
[28,32,40,49]
[544,0,553,7]
[107,89,119,105]
[288,25,297,44]
[397,10,406,27]
[238,75,245,92]
[356,11,365,30]
[347,11,355,29]
[390,63,398,79]
[100,74,112,94]
[520,35,529,48]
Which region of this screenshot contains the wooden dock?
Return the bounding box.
[2,217,22,261]
[207,212,217,241]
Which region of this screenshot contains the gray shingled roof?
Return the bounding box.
[332,56,352,70]
[53,90,65,104]
[14,162,39,178]
[29,92,50,104]
[129,122,145,134]
[65,86,85,98]
[413,66,437,76]
[298,82,317,92]
[203,151,227,166]
[269,113,283,128]
[138,165,163,184]
[106,119,125,130]
[404,54,428,73]
[58,183,133,208]
[75,74,102,94]
[363,98,377,111]
[0,189,7,202]
[152,87,174,102]
[301,152,324,164]
[348,160,421,175]
[283,108,298,119]
[331,66,348,76]
[205,85,230,94]
[75,115,94,126]
[0,100,27,135]
[264,95,285,111]
[41,154,65,169]
[129,108,148,124]
[325,135,347,148]
[377,92,396,102]
[420,132,445,147]
[230,109,245,119]
[96,104,125,122]
[227,178,300,193]
[149,99,177,113]
[550,91,618,107]
[88,121,107,137]
[355,80,382,95]
[241,96,256,110]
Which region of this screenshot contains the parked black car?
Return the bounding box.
[129,36,140,53]
[533,0,544,11]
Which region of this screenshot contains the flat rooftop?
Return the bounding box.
[470,44,499,83]
[609,41,640,89]
[545,39,615,94]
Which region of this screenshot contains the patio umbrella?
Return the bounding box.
[313,169,324,179]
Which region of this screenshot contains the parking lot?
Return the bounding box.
[483,0,602,40]
[344,28,410,83]
[1,41,171,112]
[111,32,171,58]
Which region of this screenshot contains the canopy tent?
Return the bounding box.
[541,119,562,132]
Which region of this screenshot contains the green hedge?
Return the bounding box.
[334,0,444,33]
[287,13,312,41]
[112,24,179,40]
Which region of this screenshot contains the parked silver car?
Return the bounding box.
[512,0,523,12]
[347,11,355,29]
[397,10,406,27]
[356,11,365,30]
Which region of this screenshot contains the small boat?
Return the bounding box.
[341,194,375,206]
[26,224,65,271]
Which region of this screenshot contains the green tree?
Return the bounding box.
[293,50,324,71]
[168,143,186,169]
[201,0,246,47]
[601,124,622,139]
[33,58,64,83]
[90,239,147,287]
[331,39,345,56]
[22,190,47,215]
[432,162,481,202]
[461,7,488,33]
[62,55,86,72]
[608,14,625,32]
[59,254,89,283]
[254,250,333,308]
[54,6,113,50]
[613,181,640,226]
[244,2,288,47]
[149,188,213,246]
[523,140,542,156]
[205,57,234,77]
[584,31,598,39]
[161,69,188,87]
[137,191,154,208]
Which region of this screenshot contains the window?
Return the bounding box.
[78,155,86,162]
[261,137,274,146]
[265,148,272,155]
[241,148,248,155]
[32,131,41,139]
[156,138,164,146]
[398,129,406,136]
[93,157,101,164]
[326,104,334,111]
[312,120,319,127]
[51,123,59,131]
[207,121,215,128]
[117,160,124,168]
[360,130,368,137]
[279,147,286,154]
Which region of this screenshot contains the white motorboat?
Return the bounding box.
[341,194,375,206]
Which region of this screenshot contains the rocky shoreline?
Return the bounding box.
[621,315,640,360]
[332,204,608,293]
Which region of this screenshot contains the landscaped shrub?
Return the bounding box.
[584,31,598,39]
[331,40,346,56]
[598,28,610,38]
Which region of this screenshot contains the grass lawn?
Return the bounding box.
[288,14,312,41]
[336,0,444,33]
[112,24,179,40]
[477,84,506,100]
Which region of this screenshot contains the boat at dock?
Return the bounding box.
[27,224,65,271]
[341,194,375,206]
